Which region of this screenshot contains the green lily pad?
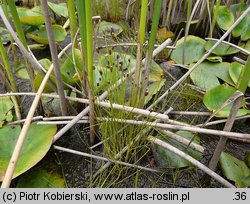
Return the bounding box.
[48,2,68,18]
[17,7,45,26]
[216,6,235,31]
[98,21,123,36]
[60,49,83,86]
[171,35,206,65]
[220,152,250,187]
[0,97,14,127]
[230,4,250,41]
[190,62,234,90]
[153,131,201,168]
[27,25,67,44]
[205,40,239,56]
[239,40,250,53]
[17,168,65,188]
[229,62,250,87]
[203,85,250,117]
[145,79,165,105]
[16,68,30,80]
[0,123,57,181]
[230,3,248,18]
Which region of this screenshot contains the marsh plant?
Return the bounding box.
[0,0,250,188]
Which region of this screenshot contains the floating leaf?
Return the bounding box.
[98,21,123,36]
[17,168,65,188]
[16,68,29,80]
[27,25,67,44]
[205,40,239,56]
[216,6,235,31]
[239,40,250,53]
[60,49,83,86]
[171,35,206,64]
[229,62,250,87]
[0,123,57,181]
[48,2,68,18]
[0,97,14,127]
[190,62,234,90]
[220,152,250,187]
[153,131,201,168]
[203,85,250,117]
[145,79,165,105]
[17,7,45,26]
[231,5,250,41]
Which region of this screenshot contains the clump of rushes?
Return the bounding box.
[139,0,162,108]
[76,0,96,144]
[131,0,148,107]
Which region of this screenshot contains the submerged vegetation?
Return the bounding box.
[0,0,250,188]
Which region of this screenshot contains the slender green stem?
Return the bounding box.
[187,0,192,22]
[140,0,162,107]
[236,54,250,94]
[0,37,18,94]
[131,0,148,107]
[8,0,28,50]
[67,0,77,48]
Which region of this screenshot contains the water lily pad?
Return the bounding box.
[230,4,250,41]
[17,168,65,188]
[216,6,235,31]
[0,123,57,181]
[0,97,14,127]
[220,152,250,187]
[203,85,250,117]
[205,40,239,56]
[60,49,83,86]
[48,2,68,18]
[153,131,201,168]
[171,35,206,64]
[27,25,67,44]
[17,7,44,26]
[229,62,250,87]
[190,62,234,90]
[145,79,165,105]
[239,40,250,53]
[98,21,123,36]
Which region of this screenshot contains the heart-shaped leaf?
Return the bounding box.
[190,62,234,90]
[220,152,250,187]
[27,25,66,44]
[98,21,123,37]
[203,85,250,117]
[216,6,235,31]
[229,62,250,87]
[17,168,65,188]
[0,97,14,127]
[153,131,201,168]
[171,35,206,65]
[48,2,68,18]
[17,7,45,26]
[0,123,57,181]
[205,40,239,56]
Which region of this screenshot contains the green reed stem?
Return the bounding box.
[8,0,28,50]
[187,0,192,22]
[236,55,250,94]
[67,0,77,48]
[140,0,162,107]
[131,0,148,107]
